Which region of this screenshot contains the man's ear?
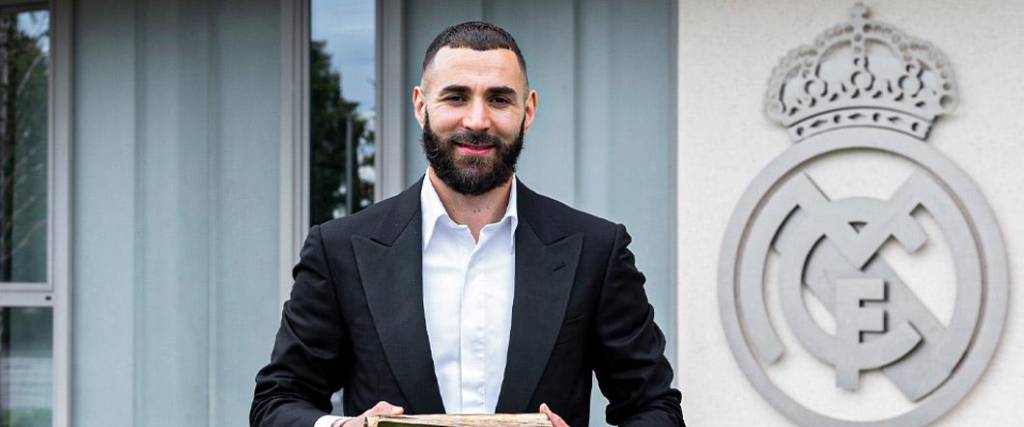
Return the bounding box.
[522,89,538,134]
[413,86,427,129]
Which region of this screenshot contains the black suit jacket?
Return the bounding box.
[251,179,684,426]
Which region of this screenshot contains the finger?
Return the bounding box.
[539,403,570,427]
[367,401,405,416]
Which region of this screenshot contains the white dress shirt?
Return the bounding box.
[421,175,517,414]
[316,177,517,427]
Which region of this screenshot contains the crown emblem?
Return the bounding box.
[764,3,957,141]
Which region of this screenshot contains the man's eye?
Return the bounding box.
[443,95,466,102]
[491,97,511,105]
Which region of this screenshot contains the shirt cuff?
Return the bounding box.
[314,415,350,427]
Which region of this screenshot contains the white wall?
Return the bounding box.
[676,1,1024,425]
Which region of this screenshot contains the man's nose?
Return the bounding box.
[460,99,491,132]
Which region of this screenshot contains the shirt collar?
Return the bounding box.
[421,175,519,251]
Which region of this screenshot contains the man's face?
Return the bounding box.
[414,47,537,195]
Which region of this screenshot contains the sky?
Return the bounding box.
[312,0,375,117]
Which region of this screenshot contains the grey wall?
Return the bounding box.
[72,0,281,425]
[402,1,678,425]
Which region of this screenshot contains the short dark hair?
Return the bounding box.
[422,21,528,84]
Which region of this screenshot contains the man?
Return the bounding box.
[251,22,683,427]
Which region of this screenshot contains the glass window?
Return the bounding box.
[0,4,55,427]
[0,307,52,427]
[0,8,48,285]
[310,0,376,226]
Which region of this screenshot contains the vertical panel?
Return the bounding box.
[573,3,613,423]
[209,0,282,423]
[177,4,215,424]
[134,0,211,423]
[575,0,612,216]
[71,0,137,425]
[280,0,309,305]
[51,0,72,424]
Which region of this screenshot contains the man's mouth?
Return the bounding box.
[455,143,495,156]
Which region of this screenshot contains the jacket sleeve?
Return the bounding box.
[592,224,685,427]
[251,225,352,426]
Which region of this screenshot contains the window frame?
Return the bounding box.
[279,0,404,303]
[0,0,72,426]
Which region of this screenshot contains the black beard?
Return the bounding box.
[421,112,524,196]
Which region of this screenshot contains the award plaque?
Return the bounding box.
[366,414,551,427]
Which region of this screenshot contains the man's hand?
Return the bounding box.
[539,403,570,427]
[338,401,404,427]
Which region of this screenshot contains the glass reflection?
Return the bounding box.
[310,0,376,226]
[0,8,48,283]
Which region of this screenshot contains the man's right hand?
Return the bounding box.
[337,401,405,427]
[539,403,570,427]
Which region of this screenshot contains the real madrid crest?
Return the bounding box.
[718,4,1008,426]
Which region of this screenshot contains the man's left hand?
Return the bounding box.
[539,403,570,427]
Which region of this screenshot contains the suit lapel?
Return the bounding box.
[496,184,583,413]
[352,179,446,414]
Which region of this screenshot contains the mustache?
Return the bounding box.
[447,131,501,148]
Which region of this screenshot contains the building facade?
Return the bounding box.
[0,0,1020,426]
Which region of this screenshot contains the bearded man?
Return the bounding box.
[251,21,684,427]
